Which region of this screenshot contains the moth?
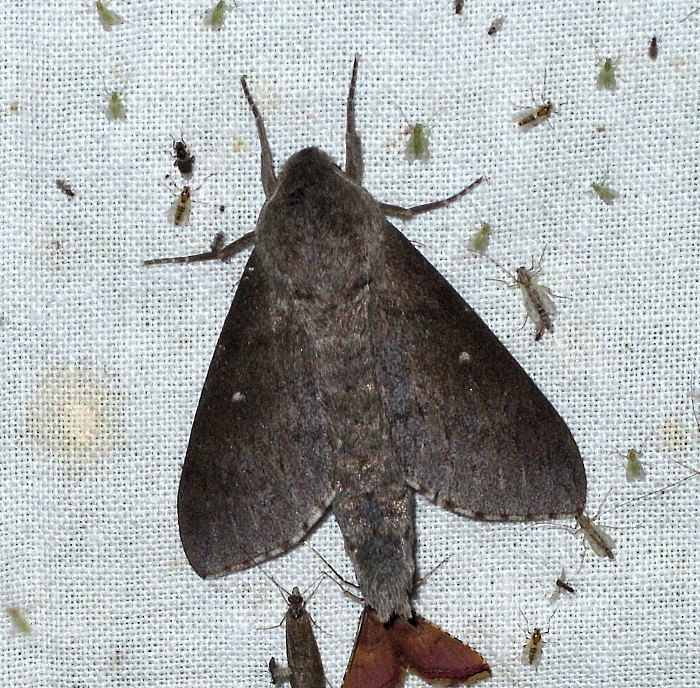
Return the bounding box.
[648,36,658,60]
[487,17,504,35]
[147,56,586,679]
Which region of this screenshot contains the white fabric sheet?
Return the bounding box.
[1,1,698,686]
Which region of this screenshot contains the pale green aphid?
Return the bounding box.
[7,607,31,635]
[204,1,230,31]
[624,448,646,482]
[469,222,492,254]
[596,58,617,91]
[403,122,430,163]
[95,2,123,32]
[591,180,618,205]
[105,89,126,121]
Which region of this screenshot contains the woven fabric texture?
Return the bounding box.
[1,1,698,687]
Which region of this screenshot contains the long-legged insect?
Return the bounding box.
[476,246,561,341]
[513,71,559,131]
[549,569,576,604]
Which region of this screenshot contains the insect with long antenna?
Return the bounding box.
[618,447,646,483]
[476,246,562,341]
[513,71,560,131]
[204,1,234,30]
[520,610,555,669]
[102,74,128,121]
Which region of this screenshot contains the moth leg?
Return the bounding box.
[345,54,364,184]
[240,76,278,198]
[143,230,256,266]
[379,175,486,220]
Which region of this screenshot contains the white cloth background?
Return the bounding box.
[1,1,698,686]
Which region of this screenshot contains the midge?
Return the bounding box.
[513,72,559,131]
[476,247,560,341]
[146,57,586,683]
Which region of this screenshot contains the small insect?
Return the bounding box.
[56,179,75,198]
[591,177,619,205]
[7,607,31,635]
[596,57,618,91]
[219,205,226,213]
[549,568,576,604]
[514,72,557,131]
[455,0,464,14]
[469,222,493,254]
[575,512,616,560]
[171,136,195,179]
[649,36,658,60]
[204,1,231,30]
[520,611,553,670]
[94,1,123,31]
[487,16,504,35]
[165,176,213,227]
[479,247,559,341]
[267,582,326,688]
[104,83,126,121]
[394,101,445,164]
[167,184,193,227]
[620,448,646,482]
